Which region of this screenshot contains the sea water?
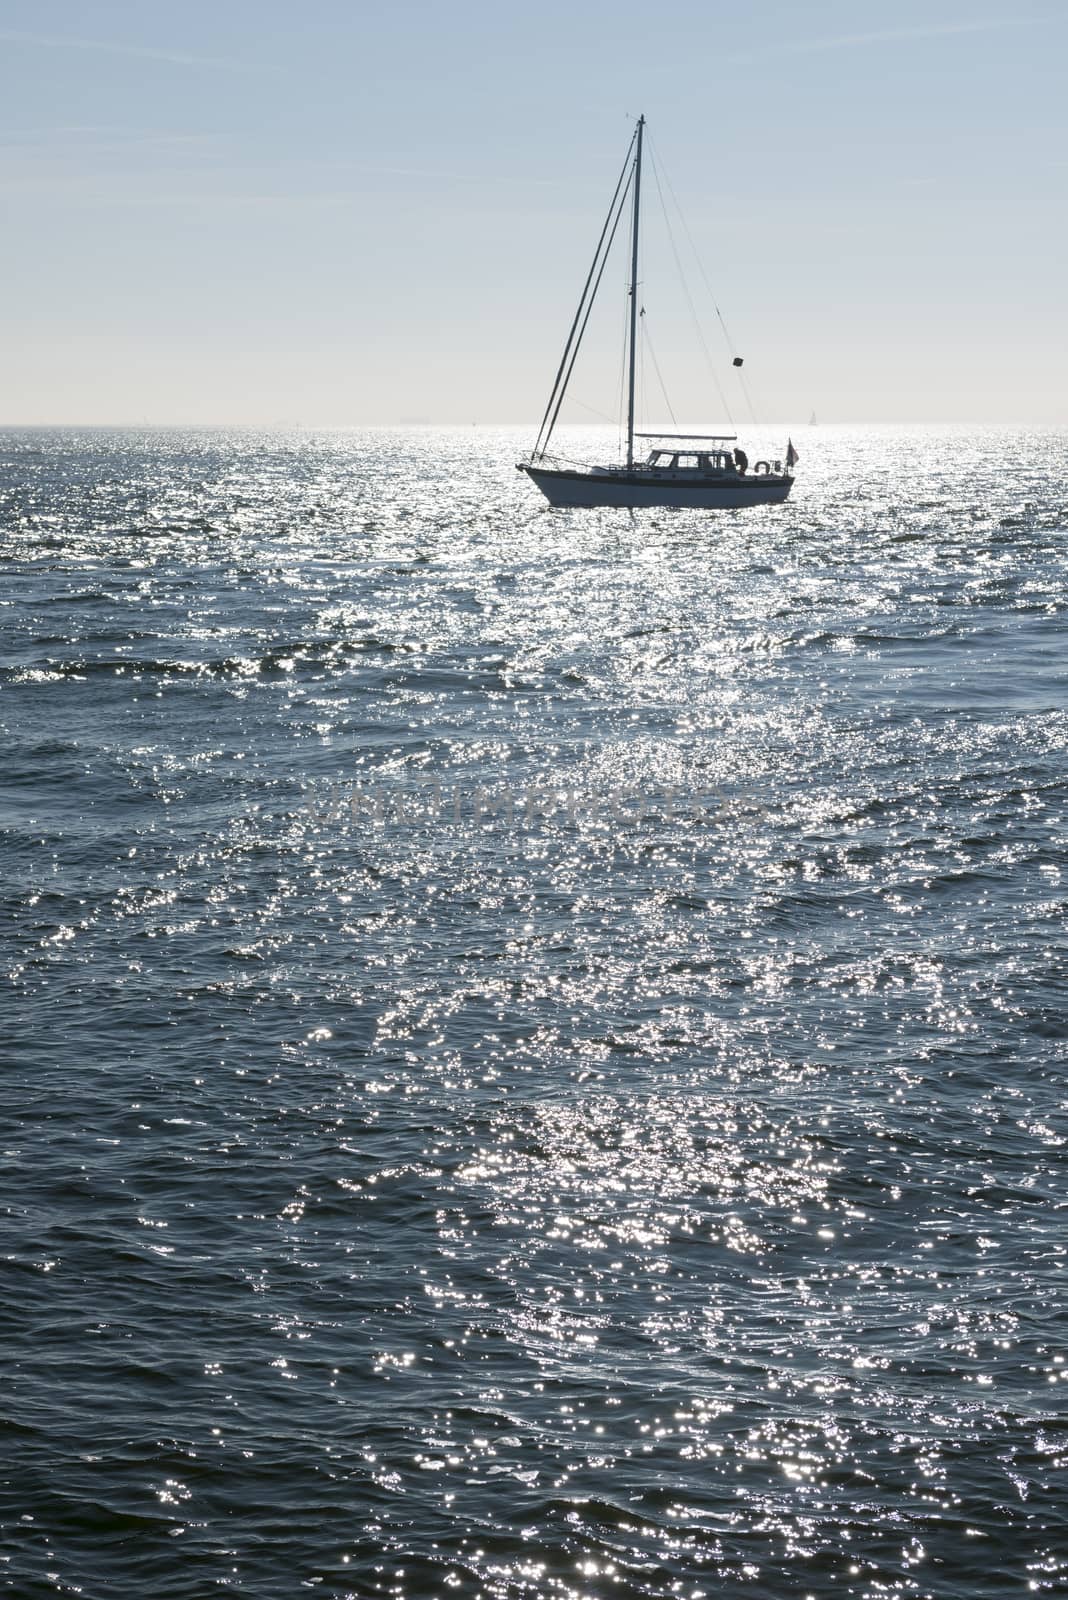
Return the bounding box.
[2,425,1067,1598]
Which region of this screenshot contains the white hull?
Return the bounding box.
[520,463,793,510]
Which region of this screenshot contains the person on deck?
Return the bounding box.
[733,448,748,474]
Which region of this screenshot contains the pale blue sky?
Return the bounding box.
[1,0,1064,424]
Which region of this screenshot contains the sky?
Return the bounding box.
[0,0,1065,425]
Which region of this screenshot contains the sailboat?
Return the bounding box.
[518,116,796,509]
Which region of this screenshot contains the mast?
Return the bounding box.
[625,115,644,471]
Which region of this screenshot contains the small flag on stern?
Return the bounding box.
[785,438,799,468]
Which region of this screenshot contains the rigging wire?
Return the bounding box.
[570,395,622,425]
[647,132,761,425]
[533,449,603,468]
[641,310,678,427]
[616,223,631,460]
[640,318,648,441]
[637,176,647,438]
[646,143,733,425]
[532,129,637,460]
[536,166,633,461]
[617,300,628,459]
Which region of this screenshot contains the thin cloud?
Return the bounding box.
[787,17,1032,53]
[0,29,268,72]
[0,127,214,152]
[724,15,1034,63]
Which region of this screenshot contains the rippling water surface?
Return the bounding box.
[2,425,1067,1599]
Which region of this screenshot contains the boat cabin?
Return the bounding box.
[643,448,736,474]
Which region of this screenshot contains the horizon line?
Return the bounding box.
[0,419,1064,431]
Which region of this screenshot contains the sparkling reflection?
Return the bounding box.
[2,425,1066,1597]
